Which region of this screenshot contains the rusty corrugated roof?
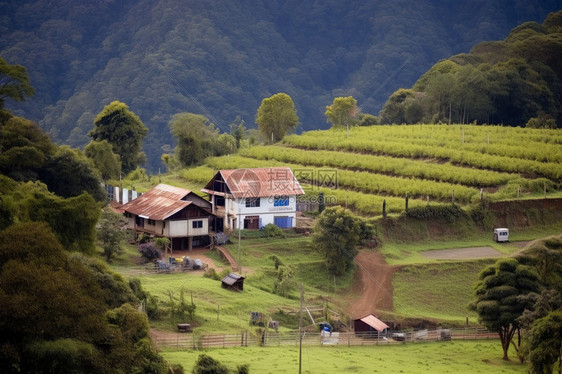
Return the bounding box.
[204,167,305,198]
[120,184,193,220]
[359,315,389,332]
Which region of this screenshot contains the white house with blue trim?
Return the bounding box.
[201,167,305,231]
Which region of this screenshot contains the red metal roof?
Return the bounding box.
[203,167,305,198]
[120,184,194,220]
[359,315,389,332]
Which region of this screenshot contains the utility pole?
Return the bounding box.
[238,213,242,272]
[299,284,304,374]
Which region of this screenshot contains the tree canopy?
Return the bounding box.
[312,206,373,276]
[0,222,167,373]
[325,96,359,129]
[470,258,541,360]
[380,11,562,127]
[256,93,298,144]
[169,112,235,167]
[2,2,560,170]
[89,101,148,175]
[0,57,34,109]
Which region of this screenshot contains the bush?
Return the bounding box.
[263,223,285,238]
[138,243,162,262]
[192,354,229,374]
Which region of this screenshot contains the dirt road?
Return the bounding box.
[346,251,397,319]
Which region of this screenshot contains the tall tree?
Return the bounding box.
[169,112,219,166]
[89,101,147,175]
[0,57,34,109]
[527,310,562,374]
[256,93,298,144]
[84,140,121,180]
[470,258,541,361]
[325,96,359,136]
[312,206,373,276]
[97,207,126,262]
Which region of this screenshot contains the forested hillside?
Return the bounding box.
[1,0,560,171]
[379,10,562,127]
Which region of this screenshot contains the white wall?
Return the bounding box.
[229,196,298,229]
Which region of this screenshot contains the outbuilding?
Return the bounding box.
[221,273,245,291]
[354,314,389,336]
[494,228,509,242]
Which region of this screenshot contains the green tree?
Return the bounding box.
[169,112,223,166]
[470,258,541,360]
[517,235,562,291]
[38,145,106,201]
[378,88,416,124]
[0,222,167,374]
[97,206,127,262]
[229,116,246,148]
[89,101,148,174]
[527,310,562,374]
[312,206,373,276]
[84,140,121,180]
[256,93,298,144]
[0,57,34,109]
[325,96,359,136]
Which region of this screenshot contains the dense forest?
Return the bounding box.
[379,11,562,127]
[1,0,561,171]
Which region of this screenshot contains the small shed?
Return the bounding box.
[494,228,509,242]
[354,314,389,335]
[221,273,245,291]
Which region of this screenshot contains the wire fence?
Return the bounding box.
[151,327,497,350]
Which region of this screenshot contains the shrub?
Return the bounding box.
[138,243,162,262]
[263,223,285,238]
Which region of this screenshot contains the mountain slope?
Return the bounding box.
[1,0,560,171]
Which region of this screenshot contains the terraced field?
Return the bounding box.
[182,124,562,216]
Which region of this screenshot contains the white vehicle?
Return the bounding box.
[494,228,509,242]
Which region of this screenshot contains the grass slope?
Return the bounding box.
[161,341,527,373]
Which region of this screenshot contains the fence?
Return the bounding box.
[151,327,497,350]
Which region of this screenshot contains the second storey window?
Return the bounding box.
[274,196,289,207]
[192,220,203,229]
[245,197,260,208]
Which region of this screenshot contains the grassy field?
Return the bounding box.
[161,340,528,373]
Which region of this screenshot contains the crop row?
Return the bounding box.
[179,164,433,216]
[333,124,562,146]
[202,155,481,204]
[239,146,516,187]
[283,134,562,181]
[288,125,562,163]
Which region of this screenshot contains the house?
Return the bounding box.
[201,167,305,231]
[221,273,245,291]
[354,314,390,336]
[120,184,213,251]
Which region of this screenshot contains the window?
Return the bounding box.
[192,220,203,229]
[245,197,260,208]
[274,196,289,207]
[147,219,156,226]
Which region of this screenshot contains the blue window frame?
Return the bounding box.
[274,196,289,207]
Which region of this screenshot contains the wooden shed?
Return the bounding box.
[221,273,245,291]
[354,314,389,335]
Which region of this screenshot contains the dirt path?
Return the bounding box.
[168,248,223,270]
[346,251,398,319]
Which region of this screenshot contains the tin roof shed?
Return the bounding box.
[221,273,245,291]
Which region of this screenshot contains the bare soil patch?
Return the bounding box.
[346,251,398,319]
[421,246,503,260]
[169,247,223,270]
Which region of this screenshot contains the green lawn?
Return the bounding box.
[392,260,495,323]
[161,340,527,373]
